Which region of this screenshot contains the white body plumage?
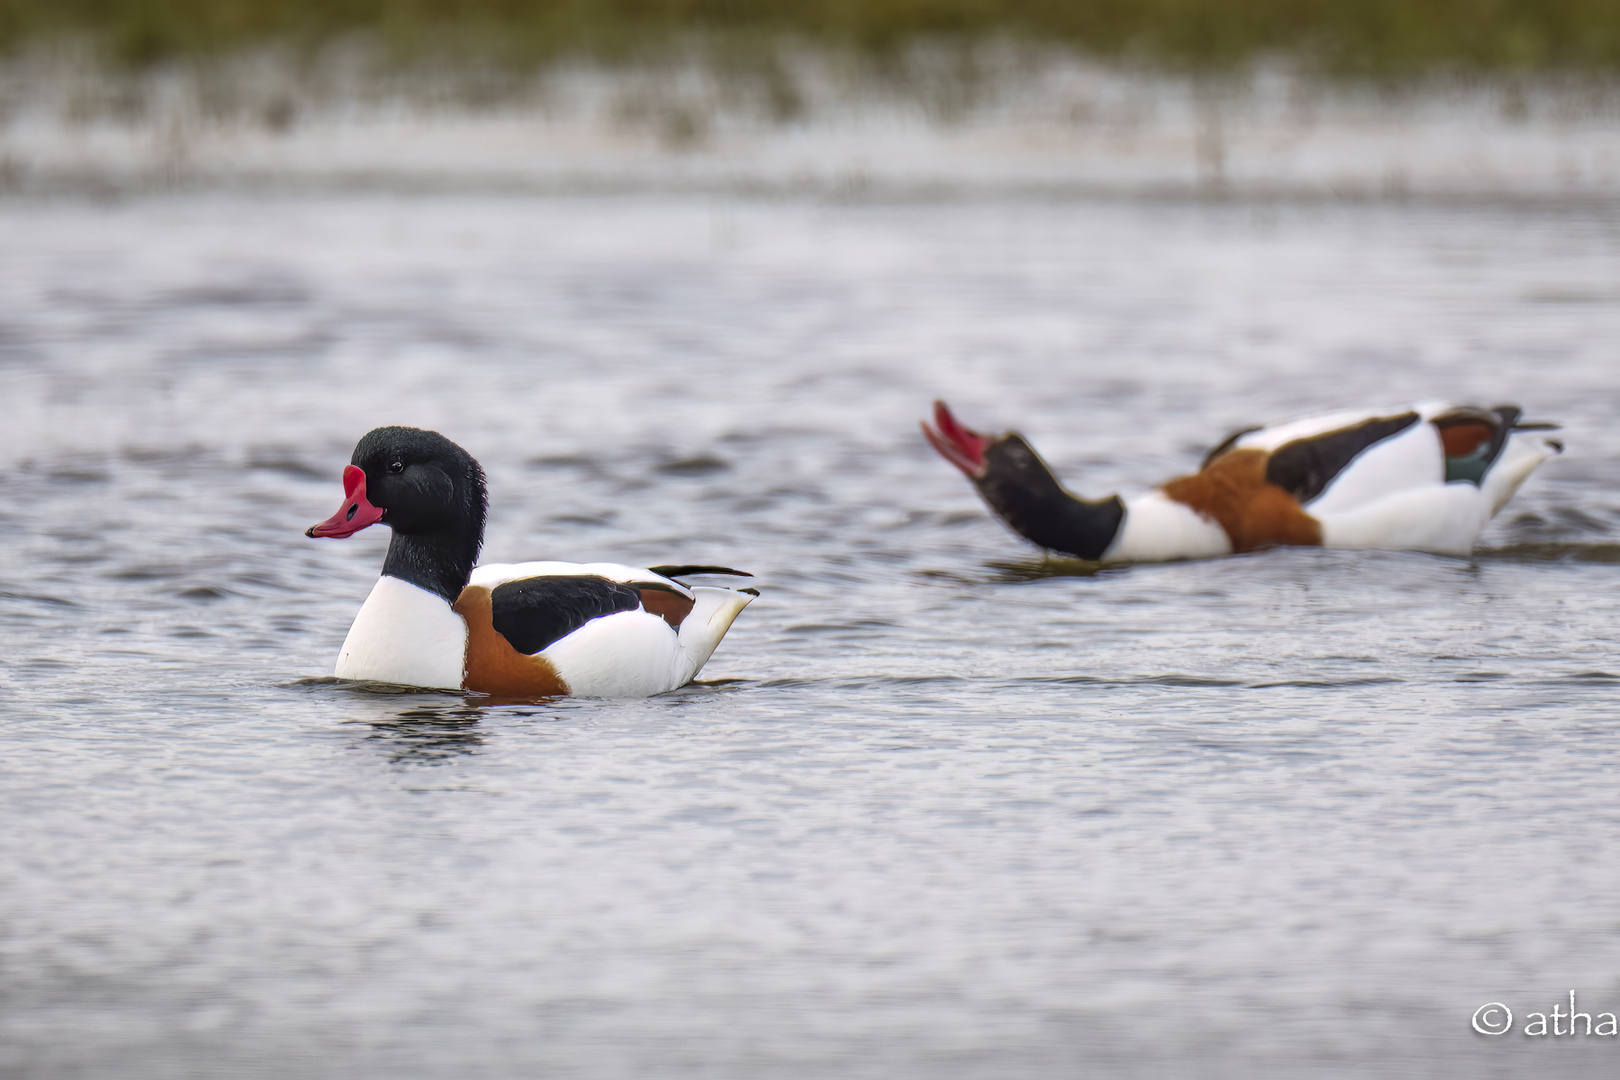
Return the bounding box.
[1102,402,1562,562]
[335,563,753,698]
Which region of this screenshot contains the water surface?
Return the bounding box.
[2,191,1619,1078]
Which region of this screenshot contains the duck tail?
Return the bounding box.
[1482,422,1564,516]
[674,586,757,683]
[923,401,1125,561]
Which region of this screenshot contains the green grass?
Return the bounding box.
[3,0,1618,73]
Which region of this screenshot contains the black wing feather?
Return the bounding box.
[646,565,753,579]
[490,575,642,655]
[1265,412,1420,504]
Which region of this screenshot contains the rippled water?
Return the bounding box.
[3,191,1619,1078]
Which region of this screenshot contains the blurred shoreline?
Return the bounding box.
[2,45,1617,201]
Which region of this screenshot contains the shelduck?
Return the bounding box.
[306,426,756,697]
[923,400,1563,563]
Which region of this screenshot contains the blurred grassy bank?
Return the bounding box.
[2,0,1617,75]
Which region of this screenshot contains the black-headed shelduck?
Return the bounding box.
[307,427,756,697]
[923,400,1563,563]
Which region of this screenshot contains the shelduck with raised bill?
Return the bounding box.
[307,427,756,697]
[923,400,1563,562]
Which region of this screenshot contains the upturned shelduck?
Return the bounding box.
[923,400,1563,563]
[307,427,755,697]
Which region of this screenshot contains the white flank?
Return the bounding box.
[539,586,757,698]
[334,575,468,690]
[1317,484,1491,556]
[1102,490,1232,563]
[540,609,684,698]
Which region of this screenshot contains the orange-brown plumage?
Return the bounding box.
[1161,448,1323,552]
[1438,421,1494,458]
[453,584,570,698]
[637,586,694,629]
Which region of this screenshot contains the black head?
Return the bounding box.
[348,427,486,535]
[308,426,488,603]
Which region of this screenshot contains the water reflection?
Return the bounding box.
[363,704,490,765]
[983,557,1116,582]
[288,677,499,763]
[1477,541,1620,564]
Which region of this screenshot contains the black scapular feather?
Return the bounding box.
[1265,412,1420,504]
[490,575,642,656]
[646,565,753,579]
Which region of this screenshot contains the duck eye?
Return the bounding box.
[388,460,405,474]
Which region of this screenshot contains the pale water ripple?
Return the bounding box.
[1,192,1618,1078]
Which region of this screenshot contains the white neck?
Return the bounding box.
[1103,490,1232,563]
[333,575,468,691]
